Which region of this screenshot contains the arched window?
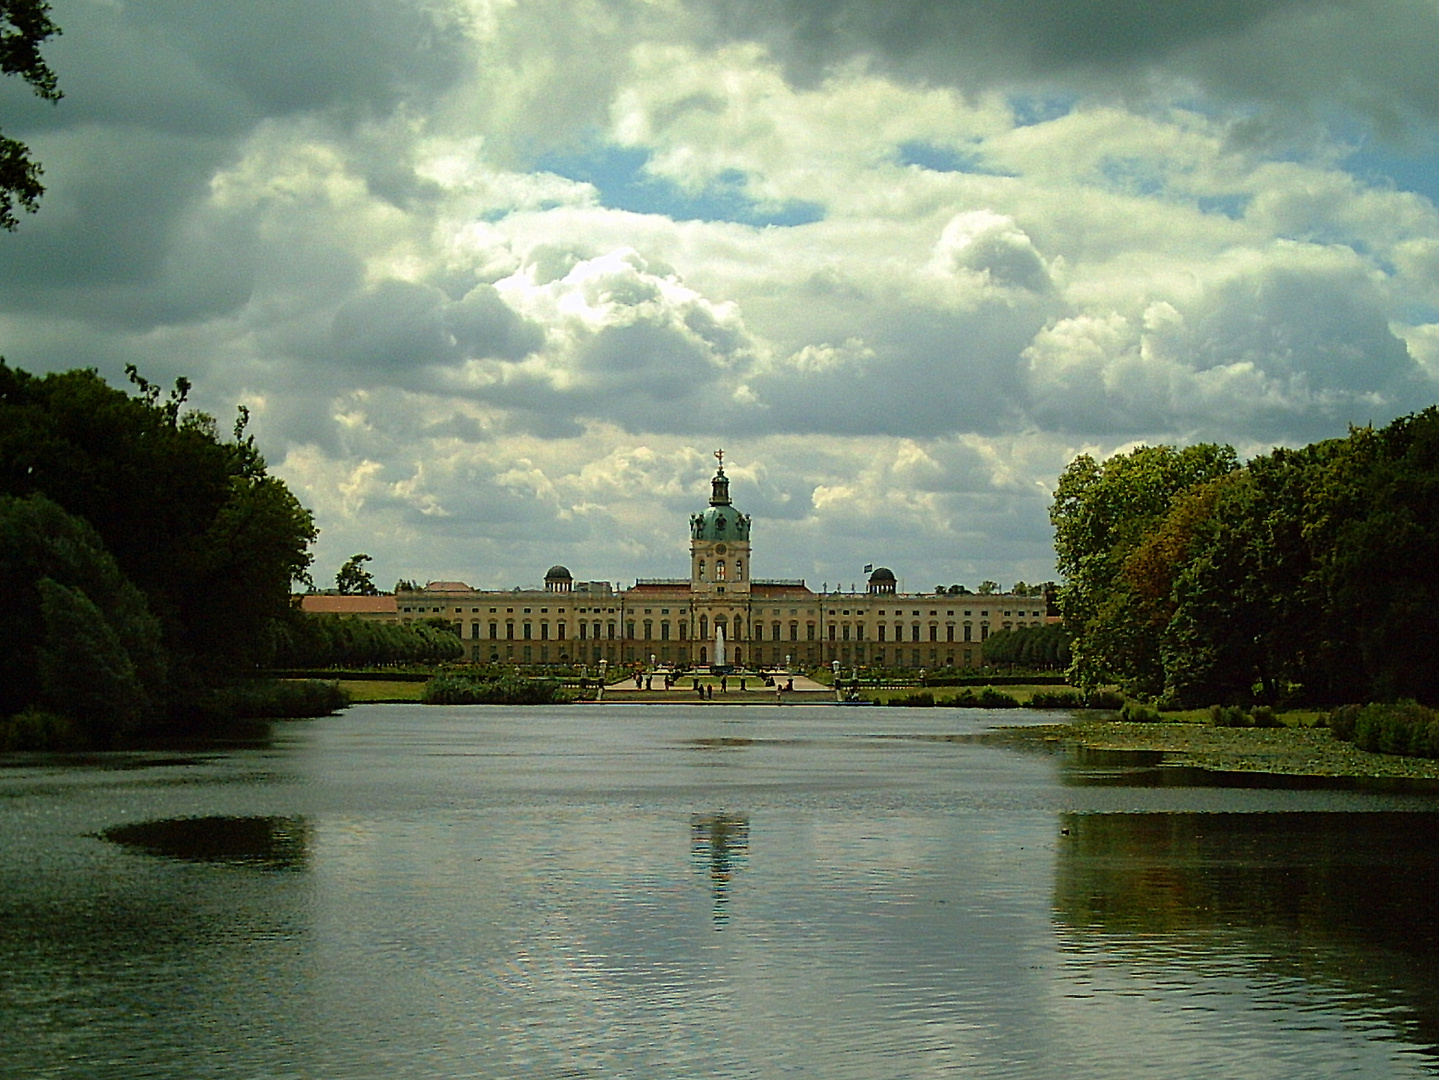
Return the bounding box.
[717,560,727,581]
[698,559,706,581]
[735,559,744,580]
[700,616,709,639]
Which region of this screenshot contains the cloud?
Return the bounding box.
[4,0,1439,592]
[696,0,1439,140]
[1022,244,1428,439]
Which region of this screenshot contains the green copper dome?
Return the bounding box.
[690,461,751,541]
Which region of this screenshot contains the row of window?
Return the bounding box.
[445,618,1034,642]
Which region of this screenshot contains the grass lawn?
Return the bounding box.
[342,680,426,703]
[867,683,1074,706]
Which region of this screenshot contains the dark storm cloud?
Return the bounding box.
[332,280,544,380]
[699,0,1439,132]
[0,0,474,337]
[0,0,472,139]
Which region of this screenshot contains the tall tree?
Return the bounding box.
[0,362,316,687]
[1,0,62,229]
[336,553,379,595]
[0,493,166,732]
[1050,443,1238,689]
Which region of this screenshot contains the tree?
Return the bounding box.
[1,0,62,230]
[337,554,379,595]
[0,493,166,735]
[0,361,316,691]
[1050,443,1238,688]
[977,580,999,595]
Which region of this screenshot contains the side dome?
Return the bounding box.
[867,567,897,594]
[544,565,573,592]
[545,565,572,580]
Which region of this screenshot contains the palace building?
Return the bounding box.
[354,454,1051,669]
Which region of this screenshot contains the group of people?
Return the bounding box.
[619,670,795,696]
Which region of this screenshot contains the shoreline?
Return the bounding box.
[984,718,1439,781]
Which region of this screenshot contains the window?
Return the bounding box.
[964,624,972,642]
[700,616,709,639]
[929,625,938,642]
[608,622,616,639]
[698,560,706,581]
[581,623,591,641]
[771,621,780,641]
[842,624,850,641]
[523,622,532,640]
[878,624,887,642]
[470,623,480,639]
[626,621,635,639]
[946,625,954,642]
[679,621,688,640]
[558,623,566,640]
[643,619,653,639]
[790,622,799,641]
[807,623,816,641]
[489,622,498,639]
[911,624,921,642]
[717,560,727,581]
[829,625,836,641]
[981,624,989,641]
[735,559,743,580]
[540,622,549,640]
[856,624,865,641]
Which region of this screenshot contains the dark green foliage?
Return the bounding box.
[0,0,62,230]
[1119,701,1162,723]
[980,623,1071,670]
[0,707,83,750]
[0,494,167,740]
[1028,689,1086,709]
[0,363,318,743]
[335,554,379,595]
[1208,704,1281,729]
[421,674,565,705]
[1051,409,1439,707]
[1326,702,1439,759]
[210,680,349,719]
[0,363,316,687]
[890,691,935,707]
[35,578,153,741]
[267,611,464,667]
[1082,689,1126,710]
[940,688,1021,709]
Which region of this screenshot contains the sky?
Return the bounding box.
[3,0,1439,595]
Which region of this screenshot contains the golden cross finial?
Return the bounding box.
[714,448,724,468]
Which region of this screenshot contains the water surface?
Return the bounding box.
[3,705,1436,1078]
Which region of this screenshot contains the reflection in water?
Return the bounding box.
[1053,812,1439,1061]
[690,811,749,927]
[101,815,311,870]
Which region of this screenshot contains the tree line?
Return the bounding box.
[268,612,463,669]
[1050,407,1439,707]
[0,362,318,744]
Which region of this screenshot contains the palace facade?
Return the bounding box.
[342,456,1051,670]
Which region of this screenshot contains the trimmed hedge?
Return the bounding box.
[1327,702,1439,758]
[421,674,566,705]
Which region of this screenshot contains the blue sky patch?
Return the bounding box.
[897,141,990,174]
[538,144,824,227]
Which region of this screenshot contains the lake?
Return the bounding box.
[3,704,1438,1078]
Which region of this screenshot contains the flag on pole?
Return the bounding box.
[863,564,873,573]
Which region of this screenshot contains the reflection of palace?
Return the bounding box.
[310,453,1051,669]
[691,811,750,926]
